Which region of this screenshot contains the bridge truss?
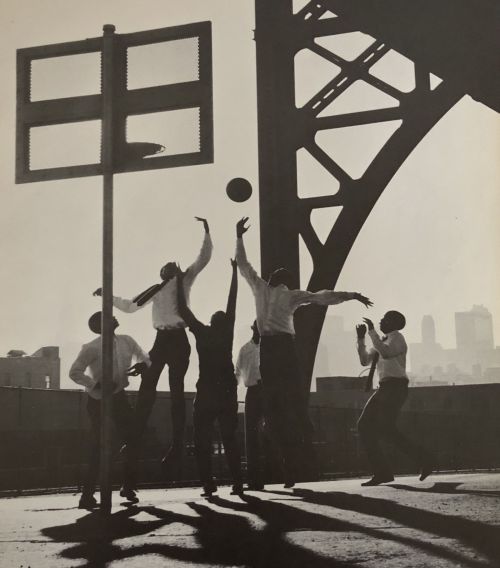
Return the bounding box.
[255,0,465,391]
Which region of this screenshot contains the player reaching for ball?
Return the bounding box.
[93,217,212,479]
[235,217,373,487]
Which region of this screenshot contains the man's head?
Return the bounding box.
[380,310,406,334]
[88,311,119,335]
[160,262,177,282]
[251,320,260,343]
[210,310,228,331]
[268,268,294,289]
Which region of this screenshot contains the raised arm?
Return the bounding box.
[291,290,373,309]
[225,259,238,326]
[69,346,98,390]
[184,217,213,286]
[176,269,203,331]
[356,324,375,366]
[235,218,266,292]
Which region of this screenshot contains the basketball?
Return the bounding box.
[226,177,252,202]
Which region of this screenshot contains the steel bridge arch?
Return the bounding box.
[254,0,490,391]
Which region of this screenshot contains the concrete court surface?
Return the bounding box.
[1,472,500,568]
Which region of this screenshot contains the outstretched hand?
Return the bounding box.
[362,317,375,331]
[230,258,237,269]
[236,217,250,238]
[93,287,102,297]
[195,217,209,233]
[126,362,148,376]
[355,293,373,308]
[356,324,367,339]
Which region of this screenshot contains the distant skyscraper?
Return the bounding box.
[422,315,436,344]
[410,315,443,377]
[455,305,494,351]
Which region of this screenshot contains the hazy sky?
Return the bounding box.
[1,0,499,391]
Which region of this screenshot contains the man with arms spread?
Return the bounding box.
[94,217,212,472]
[235,217,372,487]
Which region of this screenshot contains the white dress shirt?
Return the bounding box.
[112,232,212,330]
[235,340,261,387]
[357,329,408,381]
[236,238,356,336]
[69,334,151,399]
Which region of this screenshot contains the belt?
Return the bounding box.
[260,332,294,339]
[155,326,186,332]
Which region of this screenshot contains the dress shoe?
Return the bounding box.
[120,487,139,503]
[419,461,434,481]
[361,475,394,486]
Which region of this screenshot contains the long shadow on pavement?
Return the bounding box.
[267,487,500,567]
[41,497,356,568]
[40,485,500,568]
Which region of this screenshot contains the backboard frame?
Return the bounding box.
[15,21,213,183]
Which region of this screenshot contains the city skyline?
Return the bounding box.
[314,305,500,384]
[2,302,500,390]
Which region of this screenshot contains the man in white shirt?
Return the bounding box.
[356,311,433,486]
[69,312,151,509]
[235,320,265,490]
[235,217,372,487]
[93,217,212,472]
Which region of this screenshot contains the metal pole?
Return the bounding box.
[100,23,116,515]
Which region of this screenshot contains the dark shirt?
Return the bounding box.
[177,265,238,394]
[188,320,236,390]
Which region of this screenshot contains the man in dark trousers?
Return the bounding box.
[69,312,150,509]
[93,217,212,473]
[235,217,373,487]
[176,260,243,497]
[235,320,265,490]
[356,311,434,486]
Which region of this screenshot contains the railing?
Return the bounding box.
[1,386,499,493]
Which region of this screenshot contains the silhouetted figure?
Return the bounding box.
[176,260,243,497]
[69,312,150,509]
[93,218,212,475]
[235,217,372,487]
[356,312,434,486]
[235,320,265,490]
